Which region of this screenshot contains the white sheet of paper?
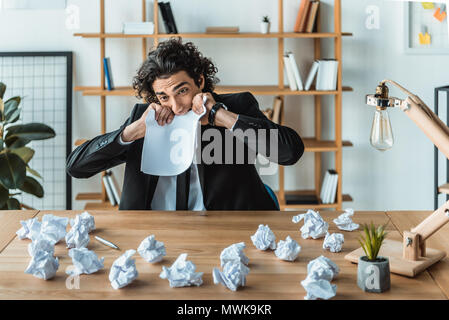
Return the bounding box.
[141,103,206,176]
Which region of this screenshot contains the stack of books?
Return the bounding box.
[283,53,338,91]
[103,170,122,206]
[320,169,338,204]
[294,0,320,33]
[304,59,339,91]
[122,22,155,34]
[158,2,178,34]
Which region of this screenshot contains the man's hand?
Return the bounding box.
[192,92,215,125]
[121,103,174,142]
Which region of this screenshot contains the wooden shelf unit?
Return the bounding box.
[73,0,352,210]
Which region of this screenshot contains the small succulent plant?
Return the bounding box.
[262,16,270,23]
[358,222,388,261]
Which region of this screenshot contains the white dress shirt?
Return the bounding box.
[118,110,238,211]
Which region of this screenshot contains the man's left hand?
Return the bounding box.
[192,92,216,125]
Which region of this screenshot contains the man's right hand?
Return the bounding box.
[121,103,174,142]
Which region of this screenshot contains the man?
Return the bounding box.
[67,38,304,210]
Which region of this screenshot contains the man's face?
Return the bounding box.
[152,70,204,116]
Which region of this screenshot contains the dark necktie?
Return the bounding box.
[176,166,190,210]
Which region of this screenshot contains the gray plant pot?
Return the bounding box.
[357,256,390,293]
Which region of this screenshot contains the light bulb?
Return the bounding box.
[370,108,394,151]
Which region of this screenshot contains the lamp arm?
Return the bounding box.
[382,80,449,242]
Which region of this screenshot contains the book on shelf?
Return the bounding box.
[103,57,114,91]
[271,96,283,124]
[165,2,178,34]
[294,0,310,33]
[106,172,121,206]
[320,170,331,204]
[102,172,116,206]
[287,52,304,91]
[328,169,338,204]
[262,108,273,120]
[285,193,319,205]
[305,1,320,33]
[283,54,297,91]
[205,26,239,33]
[320,169,338,204]
[304,60,319,90]
[122,22,154,34]
[158,2,177,34]
[316,59,338,91]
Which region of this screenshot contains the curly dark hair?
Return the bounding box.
[132,37,219,104]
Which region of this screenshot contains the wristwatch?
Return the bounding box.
[208,102,228,126]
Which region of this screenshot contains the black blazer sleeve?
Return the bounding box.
[66,104,140,178]
[231,92,304,166]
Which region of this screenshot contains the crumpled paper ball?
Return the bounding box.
[292,210,329,239]
[67,247,104,275]
[323,232,344,253]
[65,222,90,249]
[70,211,95,233]
[307,255,340,282]
[28,236,55,257]
[16,218,42,240]
[109,249,139,289]
[333,208,359,231]
[137,235,166,263]
[160,253,203,287]
[213,261,250,291]
[220,242,249,267]
[250,224,276,250]
[301,271,337,300]
[39,214,69,245]
[301,255,339,300]
[274,236,301,261]
[24,250,59,280]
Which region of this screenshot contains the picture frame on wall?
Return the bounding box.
[404,1,449,54]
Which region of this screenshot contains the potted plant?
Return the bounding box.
[0,82,56,210]
[261,16,270,34]
[357,222,390,293]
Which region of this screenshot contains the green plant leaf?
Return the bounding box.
[6,197,21,210]
[5,107,21,124]
[4,96,20,116]
[0,138,3,152]
[0,152,26,189]
[10,147,34,164]
[26,166,43,179]
[19,176,44,198]
[4,136,31,149]
[5,123,55,141]
[0,183,8,208]
[0,83,6,100]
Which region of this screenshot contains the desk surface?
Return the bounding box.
[0,210,447,300]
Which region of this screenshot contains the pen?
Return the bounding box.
[95,236,120,250]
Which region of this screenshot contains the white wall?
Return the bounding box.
[1,0,447,211]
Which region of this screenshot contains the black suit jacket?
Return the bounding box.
[67,92,304,210]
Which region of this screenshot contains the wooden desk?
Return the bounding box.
[0,210,39,254]
[0,210,446,300]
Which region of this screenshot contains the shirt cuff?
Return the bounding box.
[118,133,133,145]
[230,114,239,132]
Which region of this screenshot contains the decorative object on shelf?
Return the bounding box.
[294,0,311,33]
[0,82,56,210]
[122,22,154,34]
[345,79,449,277]
[404,1,449,54]
[260,15,271,34]
[356,222,390,293]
